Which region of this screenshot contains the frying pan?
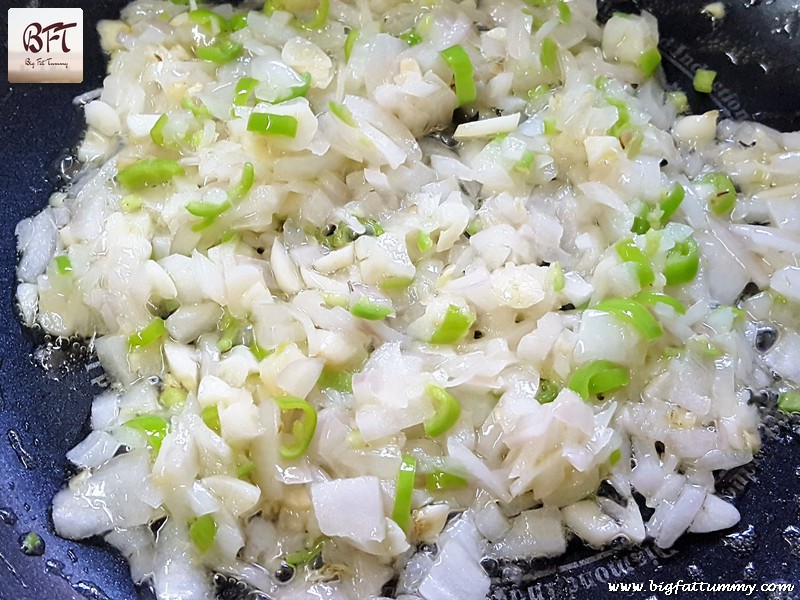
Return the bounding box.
[1,1,799,598]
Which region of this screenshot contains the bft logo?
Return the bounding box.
[8,8,84,84]
[23,21,78,54]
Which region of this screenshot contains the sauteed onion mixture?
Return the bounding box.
[15,0,800,597]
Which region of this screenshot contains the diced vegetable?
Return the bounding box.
[247,113,299,137]
[430,305,475,344]
[624,129,644,158]
[22,1,780,585]
[391,454,417,532]
[631,209,650,235]
[693,68,716,93]
[296,0,329,30]
[358,217,384,236]
[182,96,210,118]
[344,28,360,60]
[20,531,44,556]
[236,461,255,479]
[665,236,700,286]
[317,366,353,393]
[274,395,318,459]
[614,239,655,287]
[660,183,686,225]
[329,101,357,127]
[189,8,229,34]
[416,230,433,252]
[230,162,256,201]
[536,379,560,404]
[119,194,143,212]
[697,172,737,215]
[426,470,468,492]
[265,0,329,29]
[594,298,663,341]
[229,13,248,31]
[189,514,217,554]
[160,386,187,408]
[233,77,259,106]
[540,36,558,71]
[350,298,393,320]
[185,200,230,220]
[117,158,184,190]
[201,404,221,434]
[440,45,477,106]
[127,317,167,350]
[631,183,686,234]
[196,37,243,64]
[607,97,630,138]
[274,72,312,103]
[54,255,73,274]
[778,391,800,414]
[250,343,270,361]
[465,219,481,236]
[633,291,686,314]
[423,384,461,437]
[286,538,324,566]
[124,414,169,457]
[186,162,254,230]
[668,90,689,113]
[380,276,414,291]
[399,29,422,46]
[557,1,571,23]
[638,47,661,78]
[568,360,630,400]
[514,149,536,174]
[149,113,169,147]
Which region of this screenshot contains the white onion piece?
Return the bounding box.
[418,515,489,600]
[311,477,386,544]
[166,303,223,345]
[473,500,510,542]
[490,507,566,559]
[105,526,155,584]
[15,209,57,283]
[764,331,800,384]
[447,439,511,503]
[84,100,122,136]
[90,390,120,430]
[213,509,246,561]
[16,283,38,326]
[672,111,719,147]
[53,450,154,539]
[454,114,521,140]
[353,342,432,442]
[219,402,263,444]
[94,335,135,386]
[270,239,302,295]
[648,483,706,548]
[688,493,741,533]
[770,266,800,303]
[276,357,324,399]
[152,519,214,600]
[66,430,120,469]
[187,481,220,516]
[562,500,621,548]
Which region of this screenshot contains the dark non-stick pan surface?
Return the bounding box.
[1,1,799,598]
